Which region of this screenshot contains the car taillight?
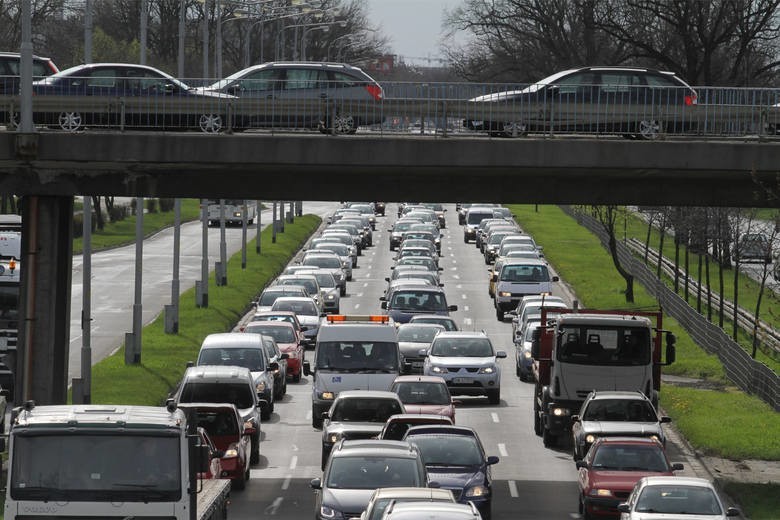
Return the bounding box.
[684,93,697,105]
[365,84,383,101]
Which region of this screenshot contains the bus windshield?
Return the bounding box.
[316,341,399,372]
[557,326,651,365]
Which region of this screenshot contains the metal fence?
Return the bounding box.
[562,205,780,411]
[1,76,780,137]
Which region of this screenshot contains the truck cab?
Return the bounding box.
[531,309,675,448]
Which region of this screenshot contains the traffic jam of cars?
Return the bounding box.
[158,199,739,520]
[1,51,777,138]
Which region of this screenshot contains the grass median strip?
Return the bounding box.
[84,214,321,405]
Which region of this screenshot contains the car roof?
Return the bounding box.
[384,501,480,516]
[183,365,253,379]
[637,476,715,487]
[397,323,445,331]
[332,439,419,459]
[384,413,453,424]
[201,332,263,349]
[503,257,547,266]
[272,296,317,303]
[336,390,401,400]
[404,425,478,438]
[369,486,455,500]
[586,390,651,401]
[592,436,664,447]
[432,330,488,339]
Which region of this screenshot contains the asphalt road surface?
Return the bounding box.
[226,204,698,520]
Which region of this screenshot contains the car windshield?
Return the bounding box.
[179,382,255,409]
[306,272,336,288]
[316,341,399,371]
[408,435,483,466]
[244,325,295,343]
[303,256,341,269]
[193,409,239,437]
[395,258,437,271]
[636,485,722,515]
[591,445,670,472]
[582,399,658,422]
[430,338,493,357]
[393,382,450,405]
[259,290,299,306]
[499,264,550,282]
[278,279,316,294]
[252,314,296,327]
[330,397,403,422]
[391,291,447,311]
[271,299,319,315]
[197,347,266,371]
[558,326,651,365]
[326,456,421,489]
[393,222,418,232]
[316,244,349,256]
[397,325,442,342]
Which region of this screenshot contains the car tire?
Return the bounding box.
[487,389,500,405]
[292,371,301,383]
[312,412,323,429]
[464,235,469,244]
[321,451,329,471]
[250,434,260,465]
[480,502,492,520]
[542,427,557,448]
[59,111,83,132]
[198,113,224,133]
[261,402,272,421]
[496,307,504,321]
[232,471,246,491]
[637,119,662,140]
[533,399,542,436]
[516,363,522,377]
[340,286,347,297]
[347,275,352,281]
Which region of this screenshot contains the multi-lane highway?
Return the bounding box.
[225,204,702,520]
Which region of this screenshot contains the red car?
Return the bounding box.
[390,375,456,423]
[247,310,307,344]
[244,321,304,382]
[196,426,224,480]
[179,403,253,490]
[577,437,683,519]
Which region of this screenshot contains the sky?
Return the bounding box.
[365,0,468,64]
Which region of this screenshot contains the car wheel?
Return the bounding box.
[340,286,347,296]
[516,363,522,377]
[487,389,500,405]
[321,450,329,471]
[347,274,352,281]
[8,111,20,130]
[637,119,661,140]
[502,121,527,137]
[464,235,469,244]
[199,113,224,133]
[533,398,542,436]
[496,307,504,321]
[250,436,260,465]
[292,371,301,383]
[480,502,492,520]
[232,471,246,491]
[59,111,83,131]
[312,412,323,429]
[261,402,271,421]
[542,427,557,448]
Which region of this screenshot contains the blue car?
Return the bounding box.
[31,63,235,132]
[381,286,457,324]
[402,425,499,520]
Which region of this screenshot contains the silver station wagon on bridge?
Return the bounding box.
[198,61,385,134]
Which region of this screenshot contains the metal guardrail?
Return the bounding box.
[625,237,780,360]
[1,78,779,136]
[564,206,779,411]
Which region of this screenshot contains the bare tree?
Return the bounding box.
[591,205,634,302]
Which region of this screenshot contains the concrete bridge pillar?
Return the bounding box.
[16,195,73,405]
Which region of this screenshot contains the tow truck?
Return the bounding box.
[531,308,676,447]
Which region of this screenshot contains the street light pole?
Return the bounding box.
[202,0,209,78]
[84,0,93,63]
[216,0,222,78]
[178,0,185,77]
[140,0,148,65]
[301,25,329,61]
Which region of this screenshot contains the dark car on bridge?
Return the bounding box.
[1,52,59,127]
[30,63,236,133]
[197,61,384,134]
[464,66,698,140]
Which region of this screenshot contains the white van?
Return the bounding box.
[493,258,558,321]
[303,315,400,428]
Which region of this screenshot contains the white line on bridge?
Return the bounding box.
[498,443,508,457]
[463,318,473,327]
[464,306,469,312]
[289,456,298,470]
[491,412,499,423]
[508,480,519,498]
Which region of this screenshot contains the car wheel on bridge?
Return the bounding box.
[199,114,224,133]
[638,119,662,140]
[501,121,527,138]
[320,114,357,135]
[59,111,83,131]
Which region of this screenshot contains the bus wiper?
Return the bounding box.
[13,487,69,500]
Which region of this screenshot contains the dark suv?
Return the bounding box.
[1,52,59,126]
[465,66,698,139]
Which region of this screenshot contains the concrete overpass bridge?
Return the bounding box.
[0,130,778,405]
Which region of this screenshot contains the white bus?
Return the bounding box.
[204,199,257,227]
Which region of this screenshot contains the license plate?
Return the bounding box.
[452,377,472,384]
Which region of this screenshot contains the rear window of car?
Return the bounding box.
[326,456,421,489]
[197,347,267,371]
[330,397,403,422]
[272,299,319,315]
[430,338,493,357]
[303,256,341,269]
[194,410,239,437]
[397,325,442,342]
[180,381,255,409]
[245,324,295,343]
[391,291,447,311]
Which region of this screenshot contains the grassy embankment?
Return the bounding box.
[507,204,779,520]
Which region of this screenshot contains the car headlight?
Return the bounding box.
[326,432,341,444]
[590,488,614,497]
[523,350,532,359]
[464,484,490,497]
[430,366,449,374]
[585,434,597,444]
[478,366,496,374]
[319,391,335,400]
[256,382,266,392]
[319,505,344,519]
[498,291,512,297]
[650,434,660,442]
[223,448,239,458]
[552,407,569,416]
[326,294,336,300]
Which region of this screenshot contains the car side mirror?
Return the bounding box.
[418,348,428,357]
[244,422,257,436]
[163,83,175,94]
[571,415,580,422]
[725,507,740,517]
[552,276,559,282]
[575,460,588,469]
[486,455,499,465]
[448,305,458,311]
[279,353,289,360]
[438,267,443,271]
[381,301,388,310]
[197,444,211,472]
[303,361,312,376]
[660,416,671,423]
[491,274,497,282]
[672,463,684,471]
[310,478,322,489]
[616,503,630,513]
[385,277,390,282]
[495,350,507,359]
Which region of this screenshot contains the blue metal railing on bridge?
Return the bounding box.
[1,76,779,138]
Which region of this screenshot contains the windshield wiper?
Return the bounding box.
[12,487,70,500]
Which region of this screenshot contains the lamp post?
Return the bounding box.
[276,19,343,61]
[300,25,330,61]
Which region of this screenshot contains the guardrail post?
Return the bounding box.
[119,98,125,132]
[441,100,448,138]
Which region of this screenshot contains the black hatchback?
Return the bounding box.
[465,66,698,139]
